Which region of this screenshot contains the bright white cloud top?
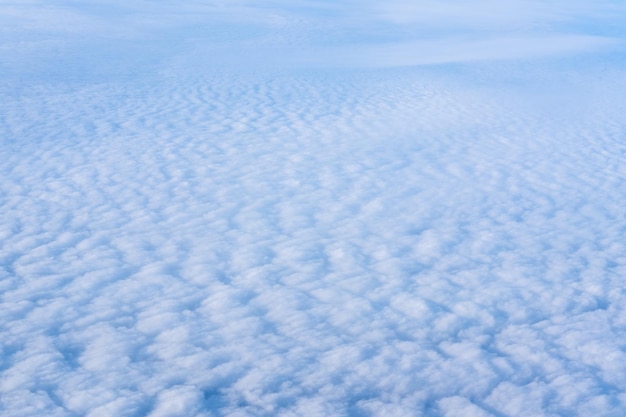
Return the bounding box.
[2,1,626,416]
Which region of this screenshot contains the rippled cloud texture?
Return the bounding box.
[2,1,626,416]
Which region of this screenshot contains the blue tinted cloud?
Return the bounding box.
[2,1,626,417]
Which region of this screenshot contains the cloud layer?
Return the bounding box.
[2,1,626,416]
[1,0,624,76]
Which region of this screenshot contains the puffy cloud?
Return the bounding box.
[2,1,626,416]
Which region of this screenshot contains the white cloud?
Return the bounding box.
[2,1,626,416]
[301,34,617,68]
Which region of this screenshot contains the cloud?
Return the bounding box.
[2,1,626,417]
[299,34,617,68]
[367,0,626,30]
